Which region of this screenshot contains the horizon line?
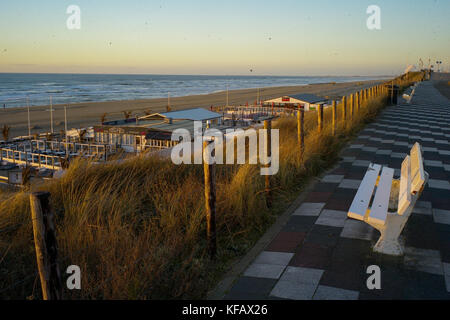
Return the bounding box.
[0,71,396,78]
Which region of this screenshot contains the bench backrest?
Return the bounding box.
[398,142,426,215]
[398,155,411,215]
[410,142,426,194]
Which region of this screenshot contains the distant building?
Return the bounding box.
[93,108,225,152]
[0,163,23,185]
[263,94,328,111]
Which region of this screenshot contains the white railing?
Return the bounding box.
[0,148,62,170]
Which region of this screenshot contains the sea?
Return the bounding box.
[0,73,391,108]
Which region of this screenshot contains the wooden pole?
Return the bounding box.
[349,94,354,120]
[264,120,272,208]
[203,140,217,259]
[332,100,337,136]
[317,104,323,132]
[297,106,304,158]
[30,192,63,300]
[355,92,359,113]
[391,81,394,104]
[341,96,347,121]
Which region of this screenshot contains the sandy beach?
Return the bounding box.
[1,79,385,138]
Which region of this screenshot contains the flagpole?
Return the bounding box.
[27,97,31,137]
[226,84,229,107]
[50,96,53,134]
[65,105,68,156]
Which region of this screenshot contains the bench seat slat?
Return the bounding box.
[398,155,412,215]
[348,163,381,221]
[368,166,395,225]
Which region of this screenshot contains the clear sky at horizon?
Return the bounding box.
[0,0,448,76]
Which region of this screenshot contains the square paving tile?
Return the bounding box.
[315,209,348,228]
[253,251,294,266]
[362,147,378,153]
[266,232,306,253]
[404,247,444,275]
[391,152,408,159]
[401,269,450,299]
[428,179,450,190]
[304,192,333,203]
[340,219,377,241]
[338,179,362,189]
[313,182,340,192]
[412,201,432,215]
[289,242,333,269]
[404,214,439,250]
[321,175,345,183]
[282,216,317,233]
[244,263,286,279]
[376,149,392,155]
[269,267,324,300]
[305,225,342,247]
[293,202,326,216]
[225,277,278,299]
[313,285,359,300]
[425,160,444,167]
[324,197,353,211]
[352,160,372,167]
[444,262,450,293]
[433,209,450,225]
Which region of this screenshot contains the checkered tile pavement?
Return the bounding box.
[224,81,450,300]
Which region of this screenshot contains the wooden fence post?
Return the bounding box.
[355,92,359,113]
[341,96,347,121]
[30,192,63,300]
[264,120,272,208]
[317,104,323,132]
[349,94,354,120]
[203,140,217,259]
[297,106,304,158]
[332,100,337,136]
[391,80,394,104]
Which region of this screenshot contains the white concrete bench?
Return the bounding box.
[402,84,417,104]
[347,142,429,255]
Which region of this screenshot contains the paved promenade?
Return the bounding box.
[223,80,450,300]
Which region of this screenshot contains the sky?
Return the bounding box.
[0,0,448,76]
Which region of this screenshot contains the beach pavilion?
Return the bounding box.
[93,108,225,152]
[263,93,328,111]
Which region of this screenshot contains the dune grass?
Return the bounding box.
[0,89,402,299]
